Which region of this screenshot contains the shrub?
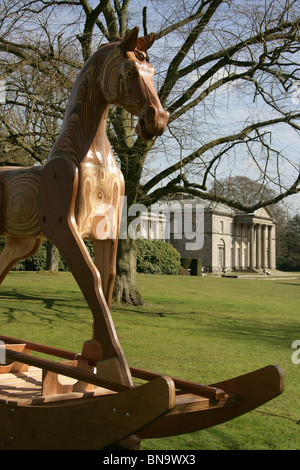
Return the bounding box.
[0,236,182,275]
[137,239,181,275]
[277,255,300,271]
[0,238,49,271]
[23,242,47,271]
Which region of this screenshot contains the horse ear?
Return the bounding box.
[137,32,156,52]
[120,26,139,51]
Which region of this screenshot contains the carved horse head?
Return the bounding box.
[100,26,169,140]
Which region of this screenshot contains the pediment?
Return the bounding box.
[254,207,274,220]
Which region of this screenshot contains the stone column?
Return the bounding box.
[250,223,255,269]
[243,224,250,269]
[256,224,261,269]
[234,225,238,269]
[261,225,267,269]
[268,225,274,269]
[240,223,243,269]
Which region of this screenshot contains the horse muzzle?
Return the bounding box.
[136,106,169,141]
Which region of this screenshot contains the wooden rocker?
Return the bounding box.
[0,27,284,450]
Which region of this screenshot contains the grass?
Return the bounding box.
[0,271,299,450]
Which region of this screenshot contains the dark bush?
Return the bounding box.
[137,239,181,275]
[0,236,182,275]
[277,255,300,271]
[23,241,47,271]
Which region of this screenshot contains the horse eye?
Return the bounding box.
[126,71,132,77]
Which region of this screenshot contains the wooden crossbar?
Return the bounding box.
[0,334,75,361]
[130,368,225,400]
[4,349,129,393]
[0,334,226,400]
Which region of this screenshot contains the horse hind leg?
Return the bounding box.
[0,237,42,285]
[92,239,118,310]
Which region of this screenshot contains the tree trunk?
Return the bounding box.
[46,240,59,272]
[113,237,144,306]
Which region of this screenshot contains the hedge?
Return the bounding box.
[0,238,65,272]
[136,238,181,275]
[0,237,181,275]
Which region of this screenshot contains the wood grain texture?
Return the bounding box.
[0,375,175,450]
[137,365,284,439]
[76,163,123,240]
[0,167,43,238]
[0,27,169,386]
[0,29,284,448]
[0,237,42,285]
[0,366,116,405]
[0,344,30,374]
[0,336,284,448]
[37,157,133,386]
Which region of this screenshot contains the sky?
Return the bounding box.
[2,0,299,215]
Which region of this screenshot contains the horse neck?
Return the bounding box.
[47,49,118,170]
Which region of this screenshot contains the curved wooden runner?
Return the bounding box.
[0,374,175,450]
[137,365,284,439]
[0,336,284,448]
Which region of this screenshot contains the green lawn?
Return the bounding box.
[0,271,299,450]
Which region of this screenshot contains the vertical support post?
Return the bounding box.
[256,224,261,269]
[250,223,255,269]
[268,225,274,269]
[240,223,243,269]
[261,225,267,269]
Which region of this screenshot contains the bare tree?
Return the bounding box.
[0,0,299,303]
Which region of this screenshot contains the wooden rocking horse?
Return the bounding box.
[0,27,283,450]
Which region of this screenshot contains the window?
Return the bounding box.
[220,221,224,234]
[218,239,225,267]
[218,247,224,267]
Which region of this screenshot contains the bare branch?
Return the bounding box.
[143,114,300,194]
[158,0,223,105]
[159,17,300,108]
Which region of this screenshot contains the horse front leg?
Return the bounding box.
[37,158,133,387]
[0,237,42,285]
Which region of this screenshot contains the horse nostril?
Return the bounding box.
[147,107,156,120]
[138,105,168,140]
[140,118,146,131]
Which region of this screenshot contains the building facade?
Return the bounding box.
[148,199,276,273]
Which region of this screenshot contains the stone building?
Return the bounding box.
[148,198,276,273]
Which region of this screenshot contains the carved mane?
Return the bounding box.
[48,43,118,165]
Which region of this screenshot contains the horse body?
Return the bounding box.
[0,27,169,386]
